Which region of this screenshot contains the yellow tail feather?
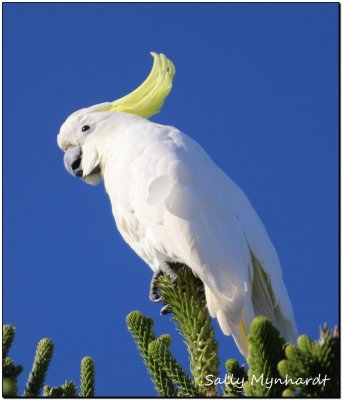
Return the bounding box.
[238,319,249,356]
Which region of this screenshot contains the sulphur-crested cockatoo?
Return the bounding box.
[57,52,297,357]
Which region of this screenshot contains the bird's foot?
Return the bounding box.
[160,304,172,316]
[149,261,179,306]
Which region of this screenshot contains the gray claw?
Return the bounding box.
[149,261,179,304]
[160,304,172,315]
[149,292,163,303]
[149,269,162,302]
[160,261,179,284]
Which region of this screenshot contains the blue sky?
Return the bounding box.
[4,3,338,396]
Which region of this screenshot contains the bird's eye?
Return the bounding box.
[82,125,90,132]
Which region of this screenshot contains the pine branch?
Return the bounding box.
[243,316,285,397]
[43,385,64,397]
[3,325,16,360]
[223,359,247,397]
[23,338,54,397]
[148,335,203,397]
[3,377,19,398]
[278,325,340,397]
[2,325,23,398]
[61,380,78,397]
[3,356,23,397]
[157,264,220,395]
[44,381,78,398]
[3,357,23,379]
[80,356,95,397]
[282,388,296,397]
[317,324,340,396]
[126,310,177,397]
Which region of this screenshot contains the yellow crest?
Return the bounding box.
[97,52,175,118]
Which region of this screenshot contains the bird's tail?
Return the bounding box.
[204,257,298,360]
[205,284,251,358]
[250,253,298,344]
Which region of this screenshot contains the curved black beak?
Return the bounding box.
[64,146,83,177]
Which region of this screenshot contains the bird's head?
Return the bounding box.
[57,52,175,185]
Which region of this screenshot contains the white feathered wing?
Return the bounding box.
[100,114,298,357]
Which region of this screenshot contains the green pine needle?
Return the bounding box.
[3,325,16,360]
[23,338,54,397]
[243,316,285,397]
[126,310,177,397]
[80,356,95,397]
[223,359,247,397]
[282,388,296,397]
[148,336,203,397]
[126,311,156,364]
[157,264,220,395]
[278,325,340,397]
[3,377,18,397]
[44,380,78,398]
[43,385,64,397]
[3,357,23,379]
[61,380,78,397]
[2,324,23,399]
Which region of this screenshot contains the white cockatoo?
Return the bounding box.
[57,52,297,358]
